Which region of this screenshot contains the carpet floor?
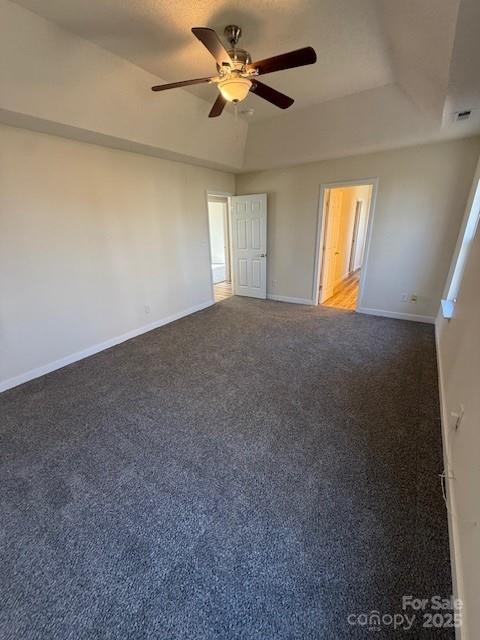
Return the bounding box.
[1,297,452,639]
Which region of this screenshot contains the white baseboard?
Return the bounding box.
[357,306,435,324]
[267,294,314,305]
[0,299,215,393]
[435,320,465,640]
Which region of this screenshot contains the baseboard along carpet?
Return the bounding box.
[0,297,452,639]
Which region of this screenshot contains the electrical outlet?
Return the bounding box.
[400,293,408,302]
[271,279,278,290]
[144,304,151,314]
[410,294,418,303]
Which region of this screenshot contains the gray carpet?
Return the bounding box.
[1,297,452,639]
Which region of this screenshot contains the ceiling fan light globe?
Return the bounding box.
[218,77,252,103]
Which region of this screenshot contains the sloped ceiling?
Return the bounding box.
[376,0,460,119]
[0,0,248,171]
[9,0,394,121]
[443,0,480,117]
[3,0,480,171]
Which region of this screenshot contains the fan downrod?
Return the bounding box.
[224,25,242,47]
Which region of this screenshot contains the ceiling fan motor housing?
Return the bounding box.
[217,48,252,73]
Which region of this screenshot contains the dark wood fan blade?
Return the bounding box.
[248,46,316,76]
[250,80,294,109]
[151,77,213,91]
[192,27,232,68]
[209,93,227,118]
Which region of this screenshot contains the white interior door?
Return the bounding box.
[320,189,342,302]
[231,194,267,299]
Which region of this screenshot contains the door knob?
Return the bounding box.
[259,253,267,258]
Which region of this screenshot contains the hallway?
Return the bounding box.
[214,281,233,302]
[323,271,360,310]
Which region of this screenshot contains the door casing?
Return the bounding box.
[313,178,378,309]
[348,200,363,274]
[206,190,234,302]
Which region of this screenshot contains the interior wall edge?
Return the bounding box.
[0,113,241,174]
[434,317,466,640]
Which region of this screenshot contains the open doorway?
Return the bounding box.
[314,180,376,310]
[207,194,233,303]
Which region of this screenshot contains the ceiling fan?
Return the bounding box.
[151,25,317,117]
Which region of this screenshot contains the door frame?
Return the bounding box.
[348,200,363,274]
[206,190,234,302]
[312,178,378,309]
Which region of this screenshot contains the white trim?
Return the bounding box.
[444,174,480,301]
[313,178,379,308]
[357,306,435,324]
[434,321,465,640]
[206,190,235,198]
[0,299,215,393]
[206,190,234,301]
[314,188,329,303]
[267,294,314,305]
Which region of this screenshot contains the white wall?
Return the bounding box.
[436,157,480,640]
[0,124,234,389]
[236,137,480,320]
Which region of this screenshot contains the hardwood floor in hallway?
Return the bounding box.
[214,281,233,302]
[323,271,360,310]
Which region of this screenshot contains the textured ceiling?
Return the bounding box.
[10,0,394,121]
[3,0,479,172]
